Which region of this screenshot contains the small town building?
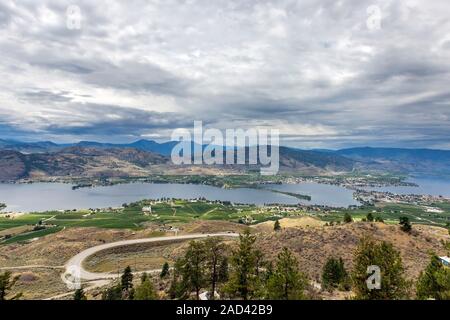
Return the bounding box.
[439,256,450,266]
[142,206,152,214]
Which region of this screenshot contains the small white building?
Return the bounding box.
[142,206,152,214]
[439,256,450,267]
[199,291,220,300]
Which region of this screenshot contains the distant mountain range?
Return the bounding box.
[0,138,178,155]
[336,147,450,175]
[0,146,168,181]
[1,139,450,180]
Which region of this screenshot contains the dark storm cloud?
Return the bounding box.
[33,62,95,74]
[20,90,74,103]
[29,56,189,96]
[82,61,190,96]
[42,103,193,137]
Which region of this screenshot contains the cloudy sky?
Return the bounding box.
[0,0,449,149]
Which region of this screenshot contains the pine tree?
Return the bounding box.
[102,283,123,300]
[352,237,410,299]
[416,255,450,300]
[134,278,158,300]
[343,212,353,223]
[168,258,189,299]
[274,220,281,231]
[267,247,308,300]
[264,261,274,282]
[183,240,207,300]
[73,288,87,300]
[160,262,170,279]
[204,237,227,300]
[224,229,261,300]
[399,216,412,233]
[366,212,374,222]
[121,266,134,292]
[218,257,229,283]
[322,257,349,291]
[254,249,265,278]
[375,216,384,223]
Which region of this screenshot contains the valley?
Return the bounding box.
[1,139,450,300]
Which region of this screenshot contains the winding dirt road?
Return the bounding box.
[63,232,239,283]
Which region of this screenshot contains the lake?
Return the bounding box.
[362,177,450,197]
[262,182,360,207]
[0,181,359,212]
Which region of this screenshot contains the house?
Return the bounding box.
[439,256,450,267]
[142,206,152,214]
[199,291,220,300]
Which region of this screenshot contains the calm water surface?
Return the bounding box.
[1,177,446,213]
[362,177,450,197]
[0,181,362,212]
[262,182,360,207]
[0,182,300,212]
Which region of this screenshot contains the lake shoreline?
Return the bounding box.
[0,180,361,213]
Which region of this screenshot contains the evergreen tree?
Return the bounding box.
[343,213,353,223]
[399,217,412,233]
[375,216,384,223]
[416,255,450,300]
[254,249,265,278]
[266,247,308,300]
[168,258,189,299]
[183,240,207,300]
[218,257,229,283]
[224,229,261,300]
[160,262,170,279]
[121,266,134,292]
[274,220,281,231]
[322,257,349,291]
[352,237,410,300]
[264,261,274,282]
[102,283,123,300]
[204,237,227,300]
[366,212,374,222]
[134,278,158,300]
[73,288,87,300]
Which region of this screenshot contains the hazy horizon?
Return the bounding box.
[2,136,450,151]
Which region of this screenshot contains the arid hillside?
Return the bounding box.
[1,218,448,299]
[0,147,168,181]
[0,144,360,181]
[254,219,450,282]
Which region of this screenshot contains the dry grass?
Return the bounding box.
[0,225,34,237]
[253,216,325,232]
[0,227,142,268]
[7,269,71,300]
[177,220,248,234]
[255,222,450,283]
[2,219,448,300]
[83,240,190,273]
